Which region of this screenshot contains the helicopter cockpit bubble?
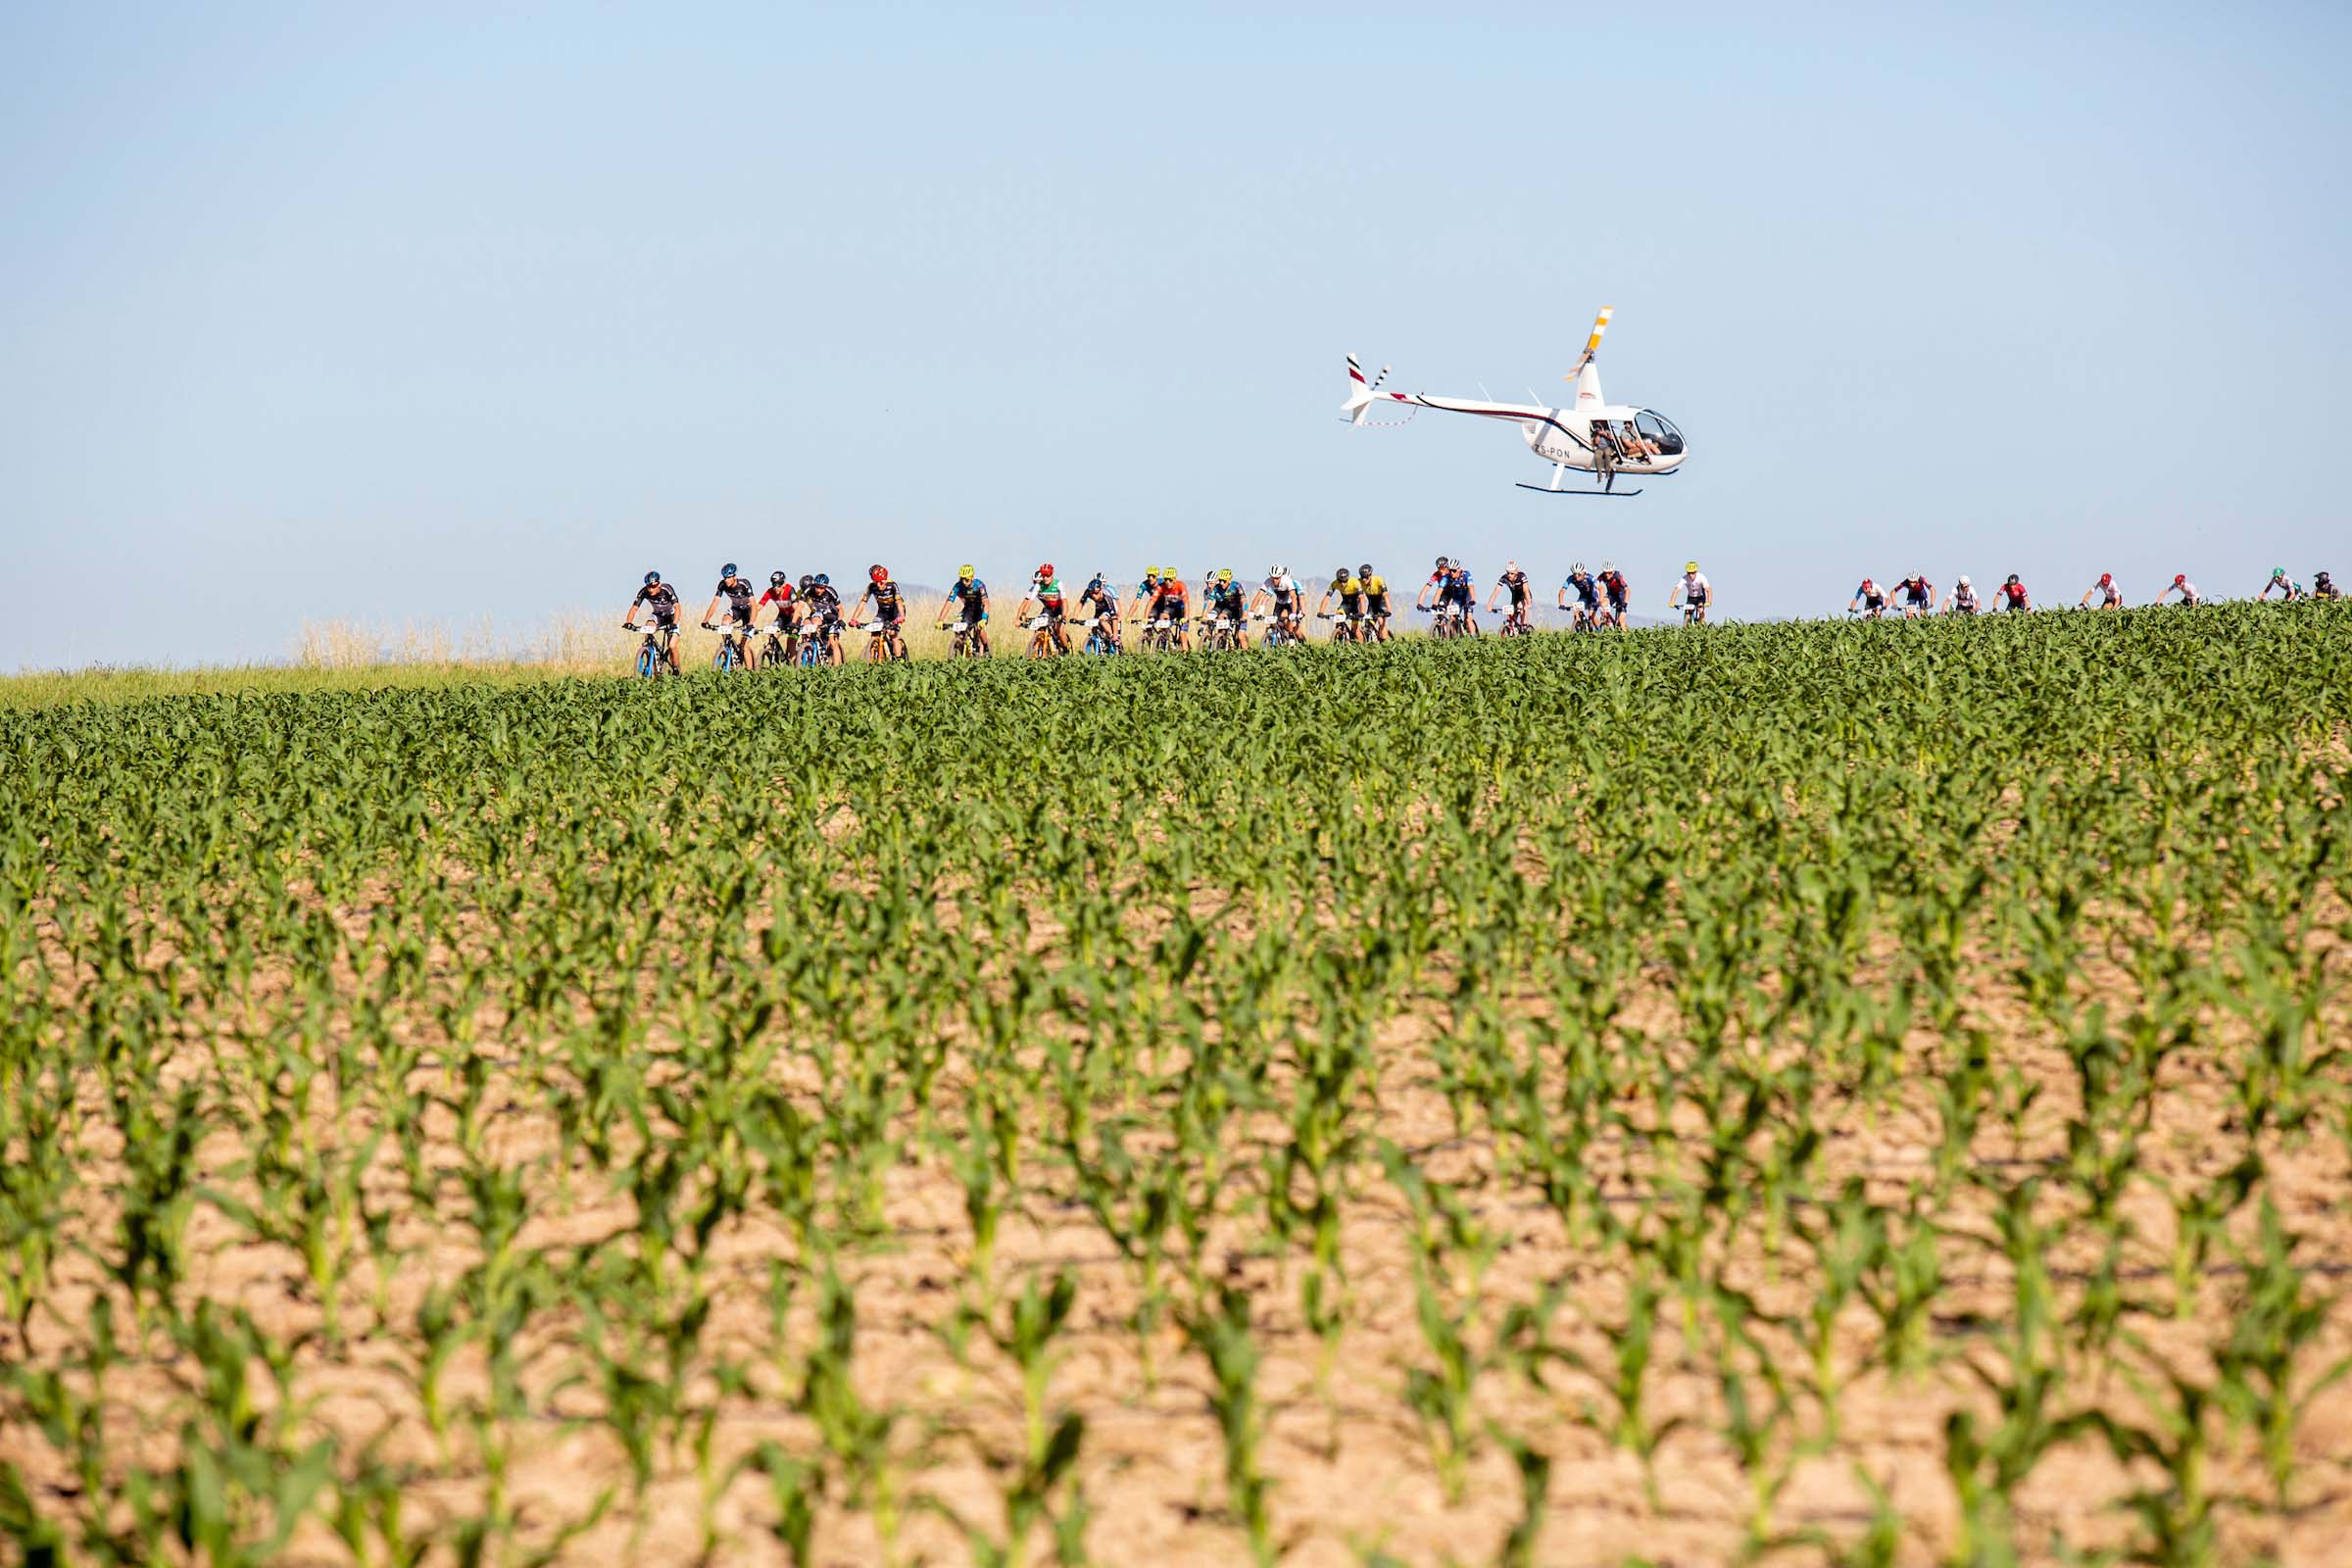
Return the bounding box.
[1635,410,1685,456]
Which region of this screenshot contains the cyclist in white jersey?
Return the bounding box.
[1941,575,1980,614]
[2153,573,2201,607]
[1669,563,1713,623]
[2079,572,2124,609]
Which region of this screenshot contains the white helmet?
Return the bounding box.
[1958,574,1972,588]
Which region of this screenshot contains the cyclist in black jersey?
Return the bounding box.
[800,573,846,665]
[624,570,684,672]
[703,563,755,633]
[1077,573,1122,651]
[851,564,911,662]
[1487,562,1534,633]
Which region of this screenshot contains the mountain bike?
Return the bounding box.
[1425,603,1473,640]
[855,620,906,663]
[942,619,990,659]
[1496,605,1533,637]
[624,622,678,678]
[1081,613,1121,656]
[1201,614,1249,652]
[755,621,796,669]
[1025,613,1070,659]
[705,619,753,671]
[1134,615,1178,653]
[1682,601,1711,626]
[1318,611,1359,645]
[800,617,843,667]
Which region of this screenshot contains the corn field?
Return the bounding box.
[3,603,2349,1567]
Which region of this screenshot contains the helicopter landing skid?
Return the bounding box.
[1515,483,1642,497]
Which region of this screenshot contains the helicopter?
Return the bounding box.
[1342,307,1686,495]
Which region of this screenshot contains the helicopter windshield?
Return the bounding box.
[1635,410,1685,456]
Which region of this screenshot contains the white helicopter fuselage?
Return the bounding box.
[1344,309,1687,494]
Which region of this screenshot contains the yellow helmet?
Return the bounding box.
[1216,568,1233,582]
[958,564,975,581]
[1686,561,1699,572]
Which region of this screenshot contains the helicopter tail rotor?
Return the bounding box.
[1342,354,1392,425]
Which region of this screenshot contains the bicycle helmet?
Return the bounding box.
[1686,561,1699,572]
[2099,572,2113,585]
[2172,572,2185,584]
[770,569,787,586]
[1957,575,1971,588]
[1087,571,1103,591]
[643,570,662,586]
[869,564,888,583]
[1332,568,1349,586]
[721,562,738,578]
[1434,556,1450,569]
[2006,573,2021,585]
[2272,565,2286,578]
[1358,563,1374,581]
[798,574,814,591]
[1599,560,1616,573]
[958,564,975,581]
[1216,568,1233,583]
[1569,560,1586,575]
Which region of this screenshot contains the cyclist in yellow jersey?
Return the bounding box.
[1359,563,1394,641]
[1316,567,1364,640]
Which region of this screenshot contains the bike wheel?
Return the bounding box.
[636,645,657,677]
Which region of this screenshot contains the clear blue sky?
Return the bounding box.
[4,2,2346,667]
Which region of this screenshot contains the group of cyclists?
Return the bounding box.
[620,556,2337,671]
[1845,564,2338,619]
[621,557,1736,669]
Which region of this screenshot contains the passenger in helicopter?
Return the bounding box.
[1621,420,1661,462]
[1591,423,1619,481]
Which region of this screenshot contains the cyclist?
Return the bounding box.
[1488,561,1535,633]
[1148,568,1194,651]
[1596,562,1630,628]
[2315,570,2340,602]
[1559,561,1602,629]
[2258,565,2303,602]
[1202,569,1250,646]
[1360,564,1395,642]
[939,564,992,655]
[1015,564,1072,655]
[1941,574,1980,614]
[1078,571,1122,651]
[2079,572,2124,610]
[1414,556,1453,612]
[1670,561,1713,624]
[703,563,756,643]
[1438,562,1480,634]
[623,569,684,672]
[801,572,848,663]
[1848,577,1888,618]
[1250,564,1303,642]
[757,570,799,662]
[1894,571,1934,618]
[2153,572,2201,607]
[1997,573,2031,612]
[1317,567,1363,640]
[849,564,911,662]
